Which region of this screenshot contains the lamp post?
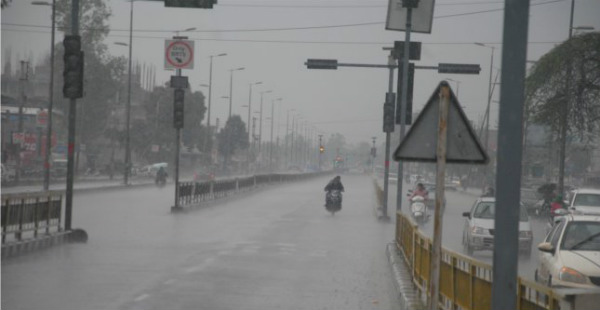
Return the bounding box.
[269,97,281,172]
[205,53,227,154]
[247,81,262,143]
[474,42,495,154]
[446,78,461,98]
[31,0,56,190]
[228,67,245,119]
[258,90,272,155]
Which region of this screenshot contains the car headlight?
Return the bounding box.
[519,231,533,238]
[472,226,486,235]
[559,267,587,284]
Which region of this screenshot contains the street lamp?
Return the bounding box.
[269,97,282,172]
[258,90,272,155]
[228,67,245,119]
[174,27,196,37]
[474,42,495,153]
[247,81,262,144]
[205,53,227,154]
[31,0,56,190]
[446,78,461,98]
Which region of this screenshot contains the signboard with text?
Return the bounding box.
[164,39,195,70]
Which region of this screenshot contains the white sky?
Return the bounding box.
[2,0,600,145]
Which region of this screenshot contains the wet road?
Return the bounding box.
[2,174,401,310]
[387,181,548,282]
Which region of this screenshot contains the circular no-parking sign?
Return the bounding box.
[164,39,194,70]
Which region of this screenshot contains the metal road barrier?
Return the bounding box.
[2,191,63,244]
[176,172,330,208]
[395,211,562,310]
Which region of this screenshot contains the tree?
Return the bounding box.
[217,115,249,172]
[525,32,600,142]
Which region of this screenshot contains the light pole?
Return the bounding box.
[258,90,272,155]
[475,42,495,154]
[269,97,281,172]
[285,108,294,168]
[31,0,56,190]
[228,67,245,119]
[205,53,227,154]
[446,78,461,98]
[247,81,262,143]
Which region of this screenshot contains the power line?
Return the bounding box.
[0,27,563,46]
[1,0,562,34]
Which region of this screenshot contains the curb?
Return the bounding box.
[386,243,424,310]
[2,231,72,259]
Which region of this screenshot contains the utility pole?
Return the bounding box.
[16,61,29,184]
[318,134,323,170]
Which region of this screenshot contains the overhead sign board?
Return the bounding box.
[305,59,338,70]
[165,39,194,70]
[165,0,217,9]
[438,63,481,74]
[393,81,488,164]
[386,0,436,34]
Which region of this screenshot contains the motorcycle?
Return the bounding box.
[410,196,428,224]
[325,190,342,215]
[155,175,167,187]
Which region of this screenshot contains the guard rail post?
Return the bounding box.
[209,181,214,199]
[17,197,24,241]
[235,178,239,192]
[33,196,39,238]
[46,194,52,235]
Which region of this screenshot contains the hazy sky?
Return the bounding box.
[3,0,600,145]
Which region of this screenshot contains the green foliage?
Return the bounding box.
[217,115,249,161]
[525,32,600,141]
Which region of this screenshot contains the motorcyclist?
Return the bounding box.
[324,175,345,192]
[324,176,344,205]
[410,183,429,200]
[156,167,168,184]
[550,195,566,216]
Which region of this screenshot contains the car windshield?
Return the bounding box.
[573,194,600,207]
[473,202,528,221]
[561,222,600,251]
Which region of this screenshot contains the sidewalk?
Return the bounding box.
[1,177,156,195]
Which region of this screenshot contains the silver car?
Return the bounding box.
[462,197,533,256]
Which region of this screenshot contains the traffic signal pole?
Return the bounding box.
[64,0,82,231]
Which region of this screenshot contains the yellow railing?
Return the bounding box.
[395,211,561,310]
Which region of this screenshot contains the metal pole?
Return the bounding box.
[483,47,494,188]
[259,92,264,155]
[318,134,323,171]
[65,0,80,231]
[290,114,295,166]
[491,0,529,308]
[429,84,450,310]
[247,83,253,173]
[206,56,213,153]
[124,0,133,185]
[558,0,575,195]
[16,61,28,184]
[382,54,396,220]
[174,69,182,209]
[228,69,233,119]
[269,99,275,171]
[43,0,56,191]
[285,110,290,168]
[397,5,412,212]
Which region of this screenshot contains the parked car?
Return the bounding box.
[567,188,600,215]
[462,197,533,256]
[535,213,600,289]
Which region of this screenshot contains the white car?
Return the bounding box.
[535,213,600,289]
[568,188,600,215]
[462,197,533,256]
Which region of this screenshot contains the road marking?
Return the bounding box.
[134,294,149,302]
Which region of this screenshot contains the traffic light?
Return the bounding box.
[396,63,415,125]
[383,93,395,133]
[173,89,185,128]
[319,145,325,153]
[63,35,84,99]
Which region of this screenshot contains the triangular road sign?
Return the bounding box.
[393,81,488,164]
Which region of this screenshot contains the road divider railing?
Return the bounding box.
[396,211,565,310]
[2,191,63,244]
[176,172,331,208]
